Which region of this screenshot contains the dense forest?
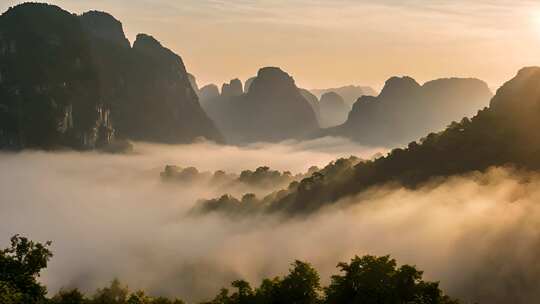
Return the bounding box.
[0,235,458,304]
[197,67,540,215]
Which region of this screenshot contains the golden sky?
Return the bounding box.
[3,0,540,90]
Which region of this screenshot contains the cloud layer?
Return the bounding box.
[1,140,539,303]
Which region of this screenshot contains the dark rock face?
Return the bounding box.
[188,73,199,96]
[319,91,349,127]
[323,76,492,147]
[0,3,223,149]
[79,11,130,48]
[221,78,243,98]
[0,3,106,149]
[311,85,376,108]
[205,67,319,143]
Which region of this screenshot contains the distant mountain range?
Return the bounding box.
[321,77,493,147]
[311,85,377,108]
[0,3,222,150]
[197,67,540,215]
[0,3,501,151]
[202,67,319,143]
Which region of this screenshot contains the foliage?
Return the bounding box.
[0,235,52,303]
[324,255,458,304]
[0,235,458,304]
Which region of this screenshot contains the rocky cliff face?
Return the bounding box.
[0,3,223,149]
[204,67,319,143]
[322,76,492,147]
[0,3,106,149]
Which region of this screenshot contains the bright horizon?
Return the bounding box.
[2,0,540,90]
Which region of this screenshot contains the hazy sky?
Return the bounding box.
[3,0,540,89]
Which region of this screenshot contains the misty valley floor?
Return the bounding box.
[1,139,539,303]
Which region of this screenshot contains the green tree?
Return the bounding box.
[324,255,458,304]
[0,280,23,304]
[0,234,52,303]
[275,261,321,304]
[51,288,86,304]
[92,279,129,304]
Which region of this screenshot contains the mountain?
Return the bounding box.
[221,78,243,98]
[319,92,349,127]
[322,77,492,147]
[299,89,320,123]
[197,67,540,215]
[244,76,257,93]
[204,67,319,143]
[311,85,377,108]
[0,3,222,149]
[199,84,220,107]
[187,73,200,96]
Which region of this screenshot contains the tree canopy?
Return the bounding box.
[0,235,458,304]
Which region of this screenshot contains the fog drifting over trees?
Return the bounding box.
[1,140,539,303]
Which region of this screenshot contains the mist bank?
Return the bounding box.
[0,141,539,303]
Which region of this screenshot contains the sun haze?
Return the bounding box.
[2,0,539,89]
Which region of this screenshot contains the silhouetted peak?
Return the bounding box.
[320,92,345,106]
[249,67,297,96]
[349,95,378,116]
[79,10,130,48]
[133,33,162,49]
[379,76,421,99]
[490,66,540,112]
[200,84,220,101]
[221,78,243,97]
[3,2,66,16]
[133,34,186,70]
[244,77,257,93]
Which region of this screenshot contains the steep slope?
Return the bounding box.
[78,12,223,144]
[323,77,492,147]
[0,3,105,149]
[0,4,223,149]
[198,67,540,215]
[205,67,319,143]
[299,88,320,123]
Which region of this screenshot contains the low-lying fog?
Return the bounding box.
[1,138,539,304]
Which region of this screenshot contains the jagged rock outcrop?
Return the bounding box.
[319,91,349,127]
[205,67,319,143]
[0,3,223,149]
[322,76,492,147]
[221,78,243,98]
[311,85,377,108]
